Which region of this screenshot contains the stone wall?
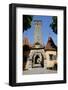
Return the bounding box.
[45,51,57,68]
[24,49,57,70]
[25,49,46,70]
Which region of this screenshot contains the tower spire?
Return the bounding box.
[34,20,43,45]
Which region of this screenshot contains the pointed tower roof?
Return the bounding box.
[23,37,32,48]
[45,37,57,51]
[23,37,29,45]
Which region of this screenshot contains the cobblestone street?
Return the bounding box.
[23,67,57,75]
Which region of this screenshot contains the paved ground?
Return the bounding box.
[23,67,57,75]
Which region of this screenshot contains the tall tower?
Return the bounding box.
[34,20,43,45]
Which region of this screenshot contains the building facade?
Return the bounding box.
[23,37,57,70]
[23,20,57,71]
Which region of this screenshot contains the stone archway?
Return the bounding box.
[32,52,44,68]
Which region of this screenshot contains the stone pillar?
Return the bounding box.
[28,60,32,70]
[44,59,47,69]
[25,57,32,70]
[25,59,30,70]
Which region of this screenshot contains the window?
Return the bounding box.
[49,54,57,60]
[53,55,57,60]
[49,54,53,60]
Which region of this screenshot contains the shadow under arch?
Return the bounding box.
[32,52,44,68]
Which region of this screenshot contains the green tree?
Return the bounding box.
[23,15,33,32]
[50,16,57,34]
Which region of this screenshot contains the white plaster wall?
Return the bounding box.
[45,51,57,67]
